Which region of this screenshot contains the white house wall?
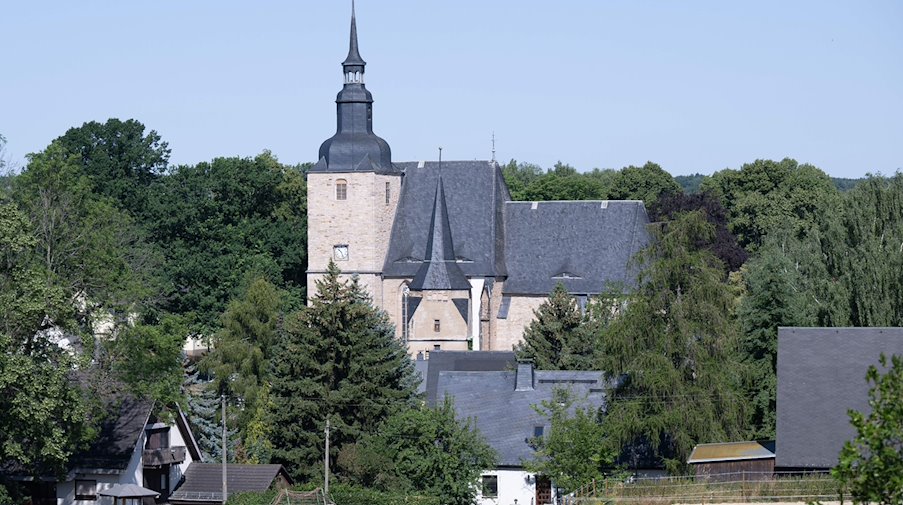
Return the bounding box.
[477,469,557,505]
[169,417,195,491]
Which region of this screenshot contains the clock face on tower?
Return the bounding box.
[333,245,349,261]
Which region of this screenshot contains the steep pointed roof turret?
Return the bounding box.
[342,0,366,73]
[410,175,471,291]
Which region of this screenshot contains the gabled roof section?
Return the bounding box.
[170,463,292,503]
[423,350,516,406]
[503,200,651,295]
[67,392,154,473]
[384,161,509,279]
[410,176,470,291]
[776,327,903,469]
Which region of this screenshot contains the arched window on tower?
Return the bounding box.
[336,179,347,200]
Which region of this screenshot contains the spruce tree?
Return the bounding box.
[514,283,589,370]
[184,360,237,462]
[269,261,418,481]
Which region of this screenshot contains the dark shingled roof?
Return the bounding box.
[410,176,470,291]
[170,463,291,503]
[423,350,516,406]
[384,161,509,278]
[503,200,650,295]
[776,327,903,469]
[66,391,153,473]
[435,365,607,467]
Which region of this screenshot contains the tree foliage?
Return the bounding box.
[702,158,839,250]
[147,152,307,330]
[524,388,616,493]
[833,354,903,505]
[269,262,418,481]
[598,211,748,472]
[608,162,682,206]
[514,283,592,370]
[54,118,170,217]
[343,398,496,505]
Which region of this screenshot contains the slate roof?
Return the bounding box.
[503,200,650,295]
[384,161,509,278]
[410,176,471,291]
[423,350,516,406]
[776,327,903,469]
[435,365,607,467]
[170,463,291,503]
[73,396,153,471]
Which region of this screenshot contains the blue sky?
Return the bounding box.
[2,1,901,177]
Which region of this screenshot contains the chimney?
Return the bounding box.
[515,360,534,391]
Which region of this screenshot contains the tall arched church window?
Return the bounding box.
[336,179,347,200]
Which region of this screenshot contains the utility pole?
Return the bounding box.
[324,417,331,497]
[222,395,227,504]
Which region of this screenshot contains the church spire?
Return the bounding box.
[410,175,470,291]
[342,0,366,81]
[313,1,397,175]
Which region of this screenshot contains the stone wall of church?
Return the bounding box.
[489,292,545,351]
[306,171,402,306]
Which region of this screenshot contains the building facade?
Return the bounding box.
[307,7,651,354]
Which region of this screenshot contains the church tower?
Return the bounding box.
[307,3,402,305]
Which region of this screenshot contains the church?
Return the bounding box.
[307,7,651,355]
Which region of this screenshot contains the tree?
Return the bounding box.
[104,315,186,408]
[597,211,748,472]
[833,354,903,505]
[0,333,95,478]
[54,118,170,217]
[147,152,306,330]
[184,360,238,462]
[701,158,838,250]
[343,398,496,505]
[13,142,161,327]
[514,283,590,370]
[737,237,815,438]
[524,388,616,493]
[269,261,418,481]
[501,160,544,201]
[608,162,682,206]
[201,276,286,449]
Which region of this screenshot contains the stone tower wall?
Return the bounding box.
[306,171,402,307]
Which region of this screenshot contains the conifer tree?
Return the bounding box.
[515,283,589,370]
[184,360,237,462]
[269,262,418,481]
[599,211,748,472]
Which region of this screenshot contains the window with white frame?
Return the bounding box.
[335,179,347,200]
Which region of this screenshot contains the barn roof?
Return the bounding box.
[688,441,775,464]
[776,327,903,469]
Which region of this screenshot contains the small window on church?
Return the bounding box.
[434,320,441,332]
[336,179,347,200]
[385,182,390,205]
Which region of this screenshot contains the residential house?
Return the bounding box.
[3,394,201,505]
[433,361,607,505]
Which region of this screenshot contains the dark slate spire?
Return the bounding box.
[312,2,398,175]
[410,176,471,291]
[342,0,366,74]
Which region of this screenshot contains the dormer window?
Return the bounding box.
[336,179,347,200]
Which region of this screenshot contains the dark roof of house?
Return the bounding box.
[776,327,903,469]
[383,161,509,279]
[435,365,607,467]
[170,463,291,503]
[410,176,471,291]
[503,200,650,295]
[423,350,517,406]
[68,394,154,472]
